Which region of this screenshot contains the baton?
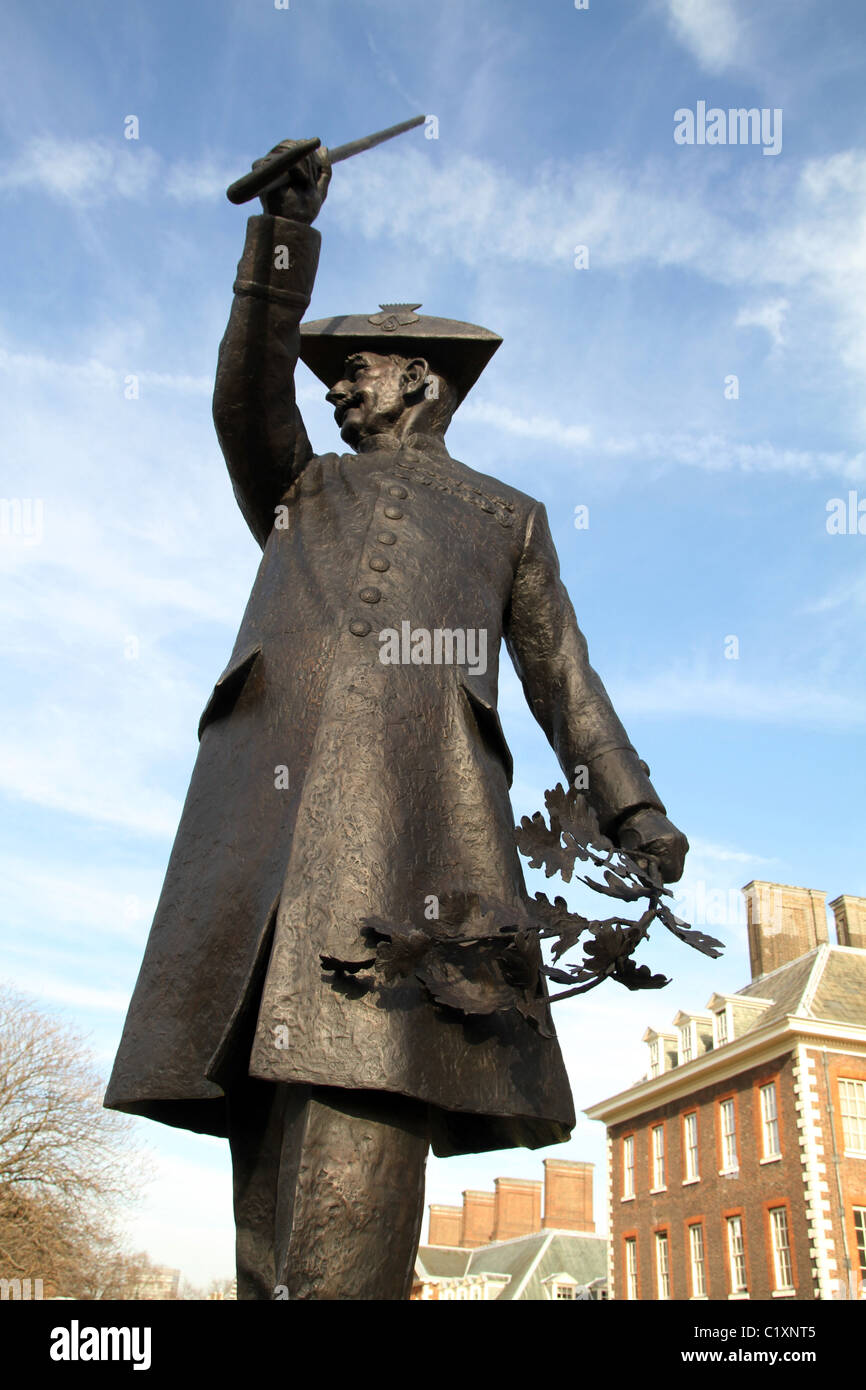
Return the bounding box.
[226,114,427,205]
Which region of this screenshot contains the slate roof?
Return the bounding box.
[416,1230,607,1300]
[809,949,866,1027]
[734,945,866,1035]
[416,1246,472,1279]
[736,951,819,1027]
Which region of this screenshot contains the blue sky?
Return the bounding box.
[2,0,865,1285]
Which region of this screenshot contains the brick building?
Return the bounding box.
[414,1159,606,1300]
[585,882,866,1301]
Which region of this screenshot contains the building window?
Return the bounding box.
[625,1238,638,1301]
[623,1134,635,1198]
[759,1082,781,1159]
[854,1208,866,1285]
[650,1040,660,1078]
[769,1207,794,1292]
[679,1024,693,1063]
[719,1098,738,1172]
[651,1124,666,1189]
[554,1283,576,1300]
[688,1223,707,1297]
[726,1215,748,1294]
[716,1008,728,1046]
[839,1078,866,1153]
[655,1231,671,1300]
[683,1112,699,1182]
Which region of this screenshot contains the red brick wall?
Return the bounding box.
[542,1159,595,1232]
[609,1050,815,1300]
[492,1178,542,1241]
[461,1191,496,1248]
[809,1048,866,1295]
[428,1205,463,1248]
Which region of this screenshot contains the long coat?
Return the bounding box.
[104,216,665,1156]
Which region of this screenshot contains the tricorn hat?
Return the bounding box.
[299,304,502,406]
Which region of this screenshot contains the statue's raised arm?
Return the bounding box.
[212,141,332,547]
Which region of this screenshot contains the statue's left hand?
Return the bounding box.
[615,807,688,883]
[254,141,332,223]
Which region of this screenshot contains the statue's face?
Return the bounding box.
[326,351,427,448]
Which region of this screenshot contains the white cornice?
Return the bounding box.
[585,1015,866,1125]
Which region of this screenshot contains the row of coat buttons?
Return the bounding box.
[349,485,408,635]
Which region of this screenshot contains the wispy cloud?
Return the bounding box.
[735,297,789,349]
[663,0,744,73]
[0,137,234,206]
[332,144,866,396]
[461,405,866,479]
[616,668,865,726]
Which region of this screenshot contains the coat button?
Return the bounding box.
[388,484,408,498]
[376,531,397,545]
[349,619,371,636]
[369,556,390,572]
[383,506,404,520]
[359,587,381,604]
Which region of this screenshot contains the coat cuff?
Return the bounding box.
[233,214,321,312]
[583,745,666,836]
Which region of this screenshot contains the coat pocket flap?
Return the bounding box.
[198,644,263,740]
[459,677,514,788]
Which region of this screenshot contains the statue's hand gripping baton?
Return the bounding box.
[226,114,426,206]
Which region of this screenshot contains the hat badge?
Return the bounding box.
[368,303,422,332]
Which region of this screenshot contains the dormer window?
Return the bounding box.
[716,1009,728,1046]
[679,1024,693,1063]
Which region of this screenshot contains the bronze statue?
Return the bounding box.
[105,129,687,1301]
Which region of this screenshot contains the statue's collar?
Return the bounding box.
[357,430,451,461]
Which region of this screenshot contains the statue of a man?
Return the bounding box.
[105,142,687,1300]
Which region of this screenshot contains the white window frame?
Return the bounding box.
[726,1215,748,1294]
[759,1082,781,1160]
[688,1223,707,1298]
[622,1134,635,1199]
[719,1098,738,1172]
[655,1231,671,1300]
[769,1206,794,1292]
[716,1007,729,1046]
[649,1039,660,1078]
[624,1237,638,1301]
[651,1124,666,1190]
[839,1078,866,1154]
[683,1111,699,1182]
[679,1023,694,1064]
[853,1207,866,1286]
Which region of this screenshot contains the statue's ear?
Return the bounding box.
[400,357,429,398]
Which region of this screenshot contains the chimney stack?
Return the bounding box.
[742,880,827,980]
[427,1204,463,1247]
[829,895,866,951]
[492,1177,542,1241]
[461,1190,495,1248]
[542,1159,595,1232]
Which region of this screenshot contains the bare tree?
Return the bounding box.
[0,982,150,1298]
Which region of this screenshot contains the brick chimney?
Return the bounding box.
[829,895,866,950]
[461,1190,495,1248]
[427,1204,463,1247]
[742,880,828,980]
[542,1159,595,1232]
[492,1177,542,1241]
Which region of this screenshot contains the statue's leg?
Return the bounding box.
[275,1085,430,1301]
[227,1077,311,1300]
